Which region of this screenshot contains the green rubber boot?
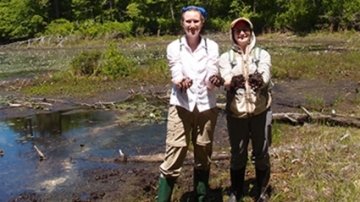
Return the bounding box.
[157,176,175,202]
[194,169,210,202]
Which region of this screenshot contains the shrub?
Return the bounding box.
[99,43,136,78]
[76,20,102,39]
[208,18,230,33]
[44,19,75,36]
[101,21,133,38]
[70,51,101,76]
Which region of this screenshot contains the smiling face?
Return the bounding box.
[232,21,252,48]
[181,10,204,39]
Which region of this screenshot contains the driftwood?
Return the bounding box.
[115,152,229,163]
[217,103,360,128]
[272,112,360,128]
[33,145,46,160]
[80,151,230,164]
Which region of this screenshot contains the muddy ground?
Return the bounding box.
[1,78,359,202]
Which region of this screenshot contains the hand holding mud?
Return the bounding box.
[248,71,264,91]
[209,75,224,87]
[177,77,193,92]
[231,75,245,90]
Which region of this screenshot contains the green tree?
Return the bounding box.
[72,0,103,21]
[275,0,318,33]
[0,0,47,41]
[320,0,360,31]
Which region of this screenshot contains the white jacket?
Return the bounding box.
[167,36,219,112]
[218,18,272,117]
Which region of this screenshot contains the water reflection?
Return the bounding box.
[0,109,165,200]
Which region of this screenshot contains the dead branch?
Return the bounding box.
[300,106,312,118]
[33,145,46,160]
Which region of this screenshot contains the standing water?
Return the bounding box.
[0,109,166,200]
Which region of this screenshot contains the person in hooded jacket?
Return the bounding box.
[218,17,272,202]
[156,5,223,202]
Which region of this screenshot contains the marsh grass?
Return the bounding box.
[23,72,121,97]
[0,49,76,79]
[305,95,326,111]
[1,32,359,98]
[271,50,360,81]
[269,124,360,201]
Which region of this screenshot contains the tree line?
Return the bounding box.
[1,0,360,43]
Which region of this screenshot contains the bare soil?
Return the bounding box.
[1,78,359,202]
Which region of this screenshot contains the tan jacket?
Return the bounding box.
[218,17,272,118]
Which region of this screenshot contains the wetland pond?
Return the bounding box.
[0,109,166,200]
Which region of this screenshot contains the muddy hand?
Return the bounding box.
[209,75,224,87]
[231,75,245,90]
[178,78,193,92]
[248,71,264,91]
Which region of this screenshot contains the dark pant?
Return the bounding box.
[227,109,272,196]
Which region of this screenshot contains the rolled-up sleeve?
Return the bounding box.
[205,41,220,89]
[167,42,184,84]
[218,52,233,83]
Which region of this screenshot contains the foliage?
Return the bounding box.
[133,58,169,84]
[0,0,47,41]
[68,43,137,78]
[275,0,318,33]
[100,43,136,78]
[208,18,229,33]
[1,0,360,41]
[75,20,133,39]
[101,21,133,38]
[43,18,75,36]
[70,51,101,76]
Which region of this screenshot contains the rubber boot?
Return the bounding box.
[157,176,176,202]
[194,169,210,202]
[228,167,246,202]
[255,168,270,202]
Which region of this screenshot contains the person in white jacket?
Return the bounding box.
[156,5,223,202]
[218,17,272,202]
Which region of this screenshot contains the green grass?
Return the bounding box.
[270,124,360,201]
[1,31,359,98]
[22,72,120,97]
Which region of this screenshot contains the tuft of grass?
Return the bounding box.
[305,95,326,111]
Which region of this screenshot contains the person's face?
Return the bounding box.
[181,10,204,39]
[232,21,251,46]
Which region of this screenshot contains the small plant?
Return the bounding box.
[99,43,136,78]
[70,51,101,76]
[305,95,326,111]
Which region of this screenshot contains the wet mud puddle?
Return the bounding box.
[0,109,165,200]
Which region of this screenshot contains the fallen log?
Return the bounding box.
[117,152,229,163]
[217,103,360,128]
[272,112,360,128]
[79,151,230,164]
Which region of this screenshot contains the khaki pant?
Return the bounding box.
[160,105,218,178]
